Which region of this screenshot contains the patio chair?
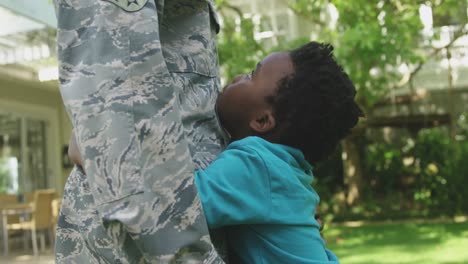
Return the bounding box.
[0,193,20,223]
[24,191,36,204]
[0,193,17,204]
[6,189,56,256]
[51,197,61,237]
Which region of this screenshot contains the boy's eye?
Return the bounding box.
[247,70,254,79]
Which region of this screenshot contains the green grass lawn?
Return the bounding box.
[325,221,468,264]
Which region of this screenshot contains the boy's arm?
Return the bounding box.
[195,146,272,229]
[68,131,84,169]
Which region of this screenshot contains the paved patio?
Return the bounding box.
[0,250,54,264]
[0,236,54,264]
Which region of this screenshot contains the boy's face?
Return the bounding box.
[217,52,293,140]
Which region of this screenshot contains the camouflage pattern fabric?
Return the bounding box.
[54,0,226,262]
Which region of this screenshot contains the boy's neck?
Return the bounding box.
[230,129,282,145]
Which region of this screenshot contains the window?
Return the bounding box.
[0,113,48,194]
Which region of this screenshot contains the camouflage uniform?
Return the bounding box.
[54,0,226,263]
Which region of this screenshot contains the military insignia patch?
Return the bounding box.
[102,0,149,12]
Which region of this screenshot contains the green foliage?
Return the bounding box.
[289,0,425,109]
[361,128,468,218]
[215,0,312,82]
[0,158,13,193]
[217,14,264,81]
[457,112,468,138]
[327,222,468,264]
[287,0,467,110]
[365,142,404,196]
[432,0,467,26]
[217,1,466,104]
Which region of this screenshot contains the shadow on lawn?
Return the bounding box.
[324,222,468,263]
[326,222,467,254]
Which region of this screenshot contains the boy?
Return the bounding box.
[70,41,363,263]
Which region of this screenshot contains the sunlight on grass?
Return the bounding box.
[326,222,468,264]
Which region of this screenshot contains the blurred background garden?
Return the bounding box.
[215,0,468,263]
[0,0,467,263]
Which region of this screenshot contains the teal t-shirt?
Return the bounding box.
[195,136,339,264]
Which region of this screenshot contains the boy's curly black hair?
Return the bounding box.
[268,42,364,165]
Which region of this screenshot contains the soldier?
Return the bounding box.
[54,0,226,262]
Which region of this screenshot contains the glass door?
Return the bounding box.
[0,113,48,194]
[0,114,20,193]
[25,118,48,191]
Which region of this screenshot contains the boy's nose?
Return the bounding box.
[232,74,244,83]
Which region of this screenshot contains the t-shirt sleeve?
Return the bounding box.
[194,146,271,229]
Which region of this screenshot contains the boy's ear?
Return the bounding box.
[249,110,276,134]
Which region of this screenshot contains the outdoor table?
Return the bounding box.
[0,203,33,256]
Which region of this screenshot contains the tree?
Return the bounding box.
[215,0,310,81]
[288,0,468,204]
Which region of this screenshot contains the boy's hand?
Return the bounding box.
[68,131,85,171]
[315,207,326,244]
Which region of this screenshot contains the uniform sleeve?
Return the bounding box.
[195,146,272,229]
[54,0,222,262]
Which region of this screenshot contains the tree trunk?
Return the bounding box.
[342,136,364,205]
